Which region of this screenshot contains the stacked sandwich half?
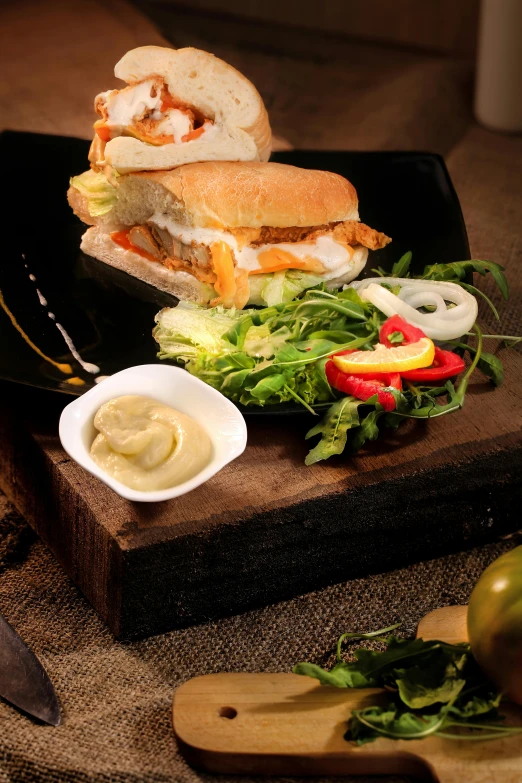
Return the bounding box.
[69,46,390,309]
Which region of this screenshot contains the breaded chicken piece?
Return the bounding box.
[241,221,391,250]
[330,221,391,251]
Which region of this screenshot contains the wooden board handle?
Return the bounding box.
[416,605,468,643]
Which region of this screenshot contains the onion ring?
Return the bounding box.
[349,277,478,340]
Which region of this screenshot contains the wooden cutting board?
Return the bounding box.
[173,607,522,782]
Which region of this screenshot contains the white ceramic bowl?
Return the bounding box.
[59,364,247,503]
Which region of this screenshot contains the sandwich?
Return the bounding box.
[88,45,271,176]
[68,160,391,309]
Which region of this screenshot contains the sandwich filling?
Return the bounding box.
[109,217,391,309]
[89,78,215,169]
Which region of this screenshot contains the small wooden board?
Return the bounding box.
[173,607,522,782]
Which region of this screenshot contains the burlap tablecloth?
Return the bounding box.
[1,3,522,781]
[0,488,520,783]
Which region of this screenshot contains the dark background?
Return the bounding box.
[133,0,480,56]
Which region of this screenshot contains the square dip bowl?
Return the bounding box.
[59,364,247,502]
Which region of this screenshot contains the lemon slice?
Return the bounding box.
[333,338,435,374]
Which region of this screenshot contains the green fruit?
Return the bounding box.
[468,545,522,704]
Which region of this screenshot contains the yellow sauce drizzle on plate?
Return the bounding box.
[0,289,72,375]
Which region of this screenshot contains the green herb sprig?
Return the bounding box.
[294,627,522,745]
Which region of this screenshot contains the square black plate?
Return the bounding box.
[0,131,470,402]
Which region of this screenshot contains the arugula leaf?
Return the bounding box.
[312,358,335,402]
[396,655,467,708]
[293,298,368,322]
[387,330,405,345]
[348,704,444,744]
[224,315,254,349]
[337,287,372,311]
[220,369,254,394]
[155,292,384,414]
[349,409,383,453]
[215,353,255,371]
[374,251,509,307]
[293,662,376,689]
[475,351,504,386]
[350,636,441,680]
[304,398,362,465]
[250,371,292,401]
[448,689,502,719]
[460,282,500,321]
[391,251,412,278]
[421,259,508,301]
[451,341,504,386]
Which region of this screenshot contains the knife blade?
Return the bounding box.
[0,613,60,725]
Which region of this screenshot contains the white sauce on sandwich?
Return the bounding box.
[98,81,208,145]
[104,80,162,128]
[148,214,368,282]
[155,110,192,144]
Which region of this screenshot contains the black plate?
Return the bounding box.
[0,131,470,409]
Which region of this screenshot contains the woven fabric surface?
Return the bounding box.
[0,3,521,781]
[0,490,520,783]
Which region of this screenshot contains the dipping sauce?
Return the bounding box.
[90,395,212,491]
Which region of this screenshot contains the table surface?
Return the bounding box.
[1,1,521,781]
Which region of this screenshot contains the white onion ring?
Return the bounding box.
[349,277,478,340]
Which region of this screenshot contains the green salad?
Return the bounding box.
[294,624,522,745]
[153,254,517,464]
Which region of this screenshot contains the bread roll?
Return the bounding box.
[80,227,215,304]
[70,161,359,231]
[91,46,272,174]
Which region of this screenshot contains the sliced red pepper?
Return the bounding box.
[325,360,402,412]
[380,315,426,347]
[401,346,465,382]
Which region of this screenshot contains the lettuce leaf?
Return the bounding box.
[247,270,324,306]
[69,170,118,217]
[154,301,249,360]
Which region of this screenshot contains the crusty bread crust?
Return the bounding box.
[67,186,95,226]
[80,227,215,304]
[99,46,271,173]
[117,161,359,229]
